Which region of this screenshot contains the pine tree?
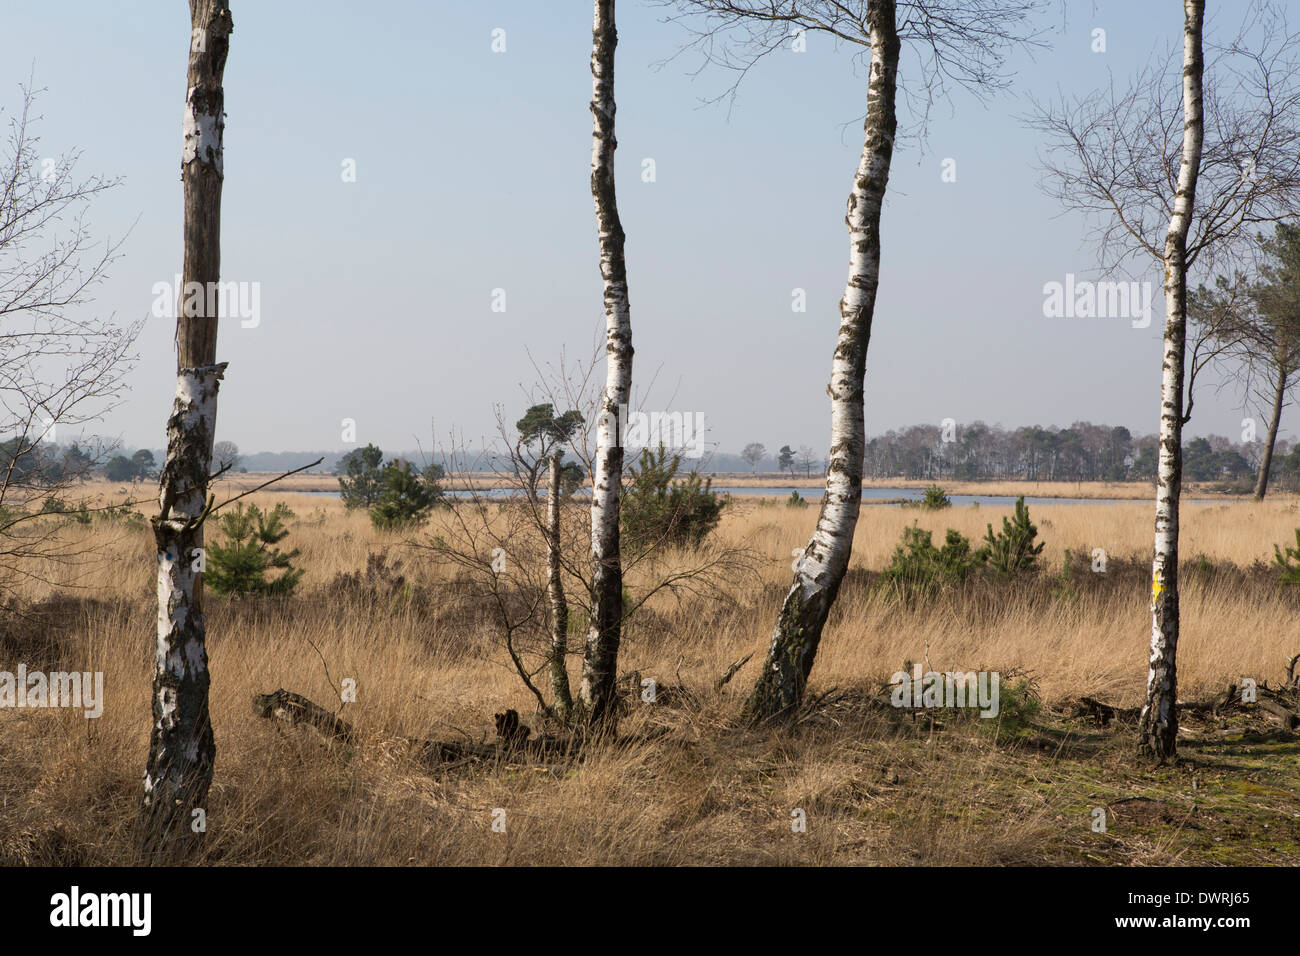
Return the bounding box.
[369,459,441,530]
[337,443,385,509]
[206,502,303,597]
[621,443,725,553]
[978,496,1045,575]
[1274,528,1300,586]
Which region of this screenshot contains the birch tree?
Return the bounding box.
[547,452,573,721]
[664,0,1044,722]
[1144,0,1205,763]
[580,0,634,727]
[0,83,139,603]
[1029,0,1300,760]
[140,0,233,860]
[423,363,754,726]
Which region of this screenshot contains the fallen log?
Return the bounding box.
[1058,696,1140,726]
[252,690,580,765]
[253,689,356,743]
[1252,691,1300,730]
[1058,683,1299,730]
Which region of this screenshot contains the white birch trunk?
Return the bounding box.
[140,0,232,859]
[578,0,633,727]
[547,454,573,721]
[745,0,899,722]
[1139,0,1204,761]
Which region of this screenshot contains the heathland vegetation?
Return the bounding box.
[6,0,1300,867]
[2,480,1300,864]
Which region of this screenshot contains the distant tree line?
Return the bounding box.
[734,421,1296,488]
[856,421,1296,488]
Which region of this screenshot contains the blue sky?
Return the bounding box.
[0,0,1280,458]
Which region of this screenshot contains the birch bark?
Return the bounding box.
[1139,0,1204,762]
[140,0,232,859]
[548,454,574,721]
[579,0,634,727]
[745,0,899,723]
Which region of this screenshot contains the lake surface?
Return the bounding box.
[722,487,1146,506]
[297,485,1199,506]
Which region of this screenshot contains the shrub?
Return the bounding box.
[878,523,984,598]
[206,502,303,597]
[40,495,69,514]
[985,677,1042,739]
[786,490,808,508]
[337,443,386,510]
[99,498,145,529]
[369,459,442,531]
[905,484,952,511]
[1050,547,1080,602]
[621,444,726,552]
[978,496,1045,575]
[40,495,90,524]
[1275,529,1300,586]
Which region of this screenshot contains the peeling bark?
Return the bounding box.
[579,0,633,729]
[1139,0,1204,763]
[141,364,225,859]
[139,0,232,861]
[745,0,899,724]
[547,454,573,721]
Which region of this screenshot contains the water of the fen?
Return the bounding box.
[303,485,1222,506]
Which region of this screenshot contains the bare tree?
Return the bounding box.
[1028,0,1300,760]
[581,0,635,728]
[796,443,815,478]
[423,364,755,728]
[741,441,766,472]
[140,0,233,860]
[0,82,139,602]
[212,439,240,472]
[663,0,1045,722]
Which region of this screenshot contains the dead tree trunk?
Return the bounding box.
[1254,361,1287,500]
[139,0,232,861]
[1139,0,1204,763]
[745,0,899,724]
[579,0,633,729]
[547,453,573,721]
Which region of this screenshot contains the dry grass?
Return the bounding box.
[2,488,1299,865]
